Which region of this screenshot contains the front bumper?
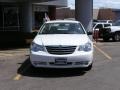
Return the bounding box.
[30,51,93,68]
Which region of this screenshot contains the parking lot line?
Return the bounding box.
[13,63,31,81]
[0,53,14,57]
[13,74,22,80]
[94,45,112,60]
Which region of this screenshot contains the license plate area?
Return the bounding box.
[55,58,67,65]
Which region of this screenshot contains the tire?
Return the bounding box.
[84,63,93,71]
[113,32,120,42]
[103,37,109,42]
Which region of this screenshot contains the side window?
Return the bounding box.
[104,24,111,27]
[95,24,103,29]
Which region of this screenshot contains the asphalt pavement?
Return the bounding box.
[0,41,120,90]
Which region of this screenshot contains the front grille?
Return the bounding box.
[46,46,76,55]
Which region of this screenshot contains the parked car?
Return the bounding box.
[30,20,93,70]
[93,22,112,38]
[102,20,120,41]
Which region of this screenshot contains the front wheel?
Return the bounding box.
[84,63,93,71]
[103,37,110,42]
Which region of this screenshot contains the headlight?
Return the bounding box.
[78,42,92,52]
[31,42,45,52]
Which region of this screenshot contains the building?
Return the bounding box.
[112,9,120,21]
[93,8,120,22]
[0,0,67,32]
[0,0,93,43]
[93,8,115,20]
[0,0,67,43]
[56,7,75,19]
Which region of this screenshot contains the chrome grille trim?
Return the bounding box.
[46,46,76,55]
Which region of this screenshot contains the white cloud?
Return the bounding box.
[94,0,120,9]
[68,0,120,9]
[68,0,75,9]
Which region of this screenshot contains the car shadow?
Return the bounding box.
[17,58,87,78]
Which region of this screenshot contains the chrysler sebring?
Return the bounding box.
[30,20,93,70]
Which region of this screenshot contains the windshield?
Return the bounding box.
[39,23,85,34]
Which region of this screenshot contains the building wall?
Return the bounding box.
[57,7,119,22]
[112,9,120,21]
[0,0,67,32]
[93,8,115,20]
[98,8,115,20]
[93,9,99,20]
[56,7,75,19]
[115,12,120,21]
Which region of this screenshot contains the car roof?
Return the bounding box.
[46,20,80,24]
[94,22,112,24]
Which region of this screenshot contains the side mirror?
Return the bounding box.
[87,31,93,35]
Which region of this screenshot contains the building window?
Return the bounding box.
[0,5,3,31]
[4,7,20,31]
[0,3,22,31]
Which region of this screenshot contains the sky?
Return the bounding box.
[68,0,120,9]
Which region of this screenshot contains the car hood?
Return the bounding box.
[106,26,120,30]
[105,26,120,32]
[33,34,90,46]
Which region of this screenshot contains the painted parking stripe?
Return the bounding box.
[13,74,22,80]
[94,45,112,60]
[13,64,31,80]
[0,53,13,57]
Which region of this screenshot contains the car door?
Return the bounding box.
[94,23,103,38]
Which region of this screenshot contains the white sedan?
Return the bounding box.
[30,20,93,70]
